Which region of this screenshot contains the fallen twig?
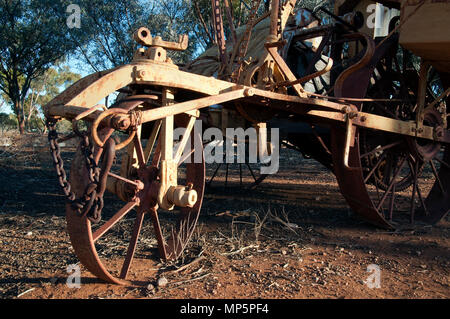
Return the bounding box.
[171,273,211,286]
[17,288,35,298]
[221,244,259,256]
[169,255,206,274]
[268,209,299,235]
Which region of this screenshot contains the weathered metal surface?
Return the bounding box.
[42,0,450,285]
[399,0,450,72]
[134,27,189,51]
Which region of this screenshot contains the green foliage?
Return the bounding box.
[1,64,81,132]
[0,113,17,131]
[71,0,151,71]
[0,0,90,133]
[0,0,334,134]
[72,0,206,70]
[27,65,81,108]
[56,119,74,133]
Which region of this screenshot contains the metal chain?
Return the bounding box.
[47,119,77,202]
[277,0,285,38]
[46,118,107,223]
[212,0,228,66]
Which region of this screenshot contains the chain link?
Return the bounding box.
[46,118,110,223]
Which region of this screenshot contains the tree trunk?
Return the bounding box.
[14,100,25,135]
[18,114,25,134]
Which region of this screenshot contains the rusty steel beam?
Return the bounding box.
[45,104,103,121]
[46,79,448,145]
[246,88,449,143]
[140,88,247,123]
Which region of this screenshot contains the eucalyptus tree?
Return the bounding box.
[0,0,90,133]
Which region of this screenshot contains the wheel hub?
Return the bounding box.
[408,107,444,161]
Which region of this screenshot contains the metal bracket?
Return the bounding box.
[415,61,432,135]
[134,27,188,51]
[343,114,357,169]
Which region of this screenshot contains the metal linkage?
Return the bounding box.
[46,119,115,223]
[230,0,263,83]
[212,0,228,66]
[47,119,76,203]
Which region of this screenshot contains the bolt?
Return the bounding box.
[435,126,444,139]
[135,181,145,191]
[348,111,358,119]
[112,116,131,130]
[360,116,366,122]
[244,88,255,97]
[137,70,146,78]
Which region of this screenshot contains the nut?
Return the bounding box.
[137,70,146,78]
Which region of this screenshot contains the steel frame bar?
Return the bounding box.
[44,60,449,147]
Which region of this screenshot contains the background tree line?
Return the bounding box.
[0,0,329,133]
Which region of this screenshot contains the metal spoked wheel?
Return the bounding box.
[66,99,205,284]
[206,137,270,191]
[331,57,449,228]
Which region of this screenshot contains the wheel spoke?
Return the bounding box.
[208,163,222,185]
[151,138,162,167]
[406,158,429,217]
[108,172,142,188]
[376,156,406,211]
[119,209,145,280]
[174,116,197,164]
[409,158,419,223]
[177,148,195,167]
[93,201,138,242]
[225,164,229,187]
[364,152,387,184]
[140,120,162,166]
[133,134,146,168]
[435,156,450,169]
[381,154,394,187]
[416,183,429,216]
[360,141,402,159]
[388,183,396,221]
[246,163,257,182]
[149,208,168,260]
[430,160,445,194]
[239,164,243,187]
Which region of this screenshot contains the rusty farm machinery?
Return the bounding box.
[43,0,449,284]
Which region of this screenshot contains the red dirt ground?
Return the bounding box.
[0,133,448,299]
